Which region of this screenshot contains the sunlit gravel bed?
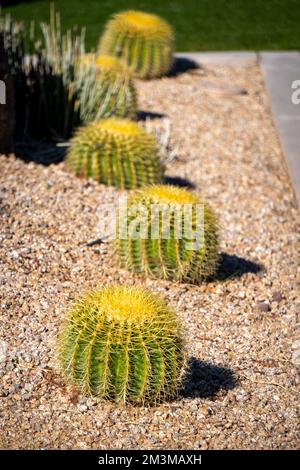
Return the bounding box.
[0,62,299,449]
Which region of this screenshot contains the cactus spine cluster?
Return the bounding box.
[66,118,164,189]
[98,10,174,79]
[117,185,219,283]
[58,285,185,404]
[79,54,137,122]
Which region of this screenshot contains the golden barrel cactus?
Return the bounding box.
[117,185,219,283]
[79,53,137,121]
[98,10,174,79]
[66,118,164,189]
[58,285,186,405]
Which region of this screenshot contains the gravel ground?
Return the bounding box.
[0,62,299,450]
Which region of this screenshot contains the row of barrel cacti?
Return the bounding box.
[2,6,218,405]
[66,119,219,283]
[61,11,220,405]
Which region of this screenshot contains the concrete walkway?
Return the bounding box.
[175,52,300,205]
[260,52,300,205]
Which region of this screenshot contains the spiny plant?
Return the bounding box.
[66,118,165,189]
[117,185,219,283]
[98,10,174,79]
[0,5,86,141]
[0,11,27,73]
[58,285,185,405]
[1,5,115,152]
[79,54,137,122]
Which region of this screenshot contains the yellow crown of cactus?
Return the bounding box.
[95,54,129,72]
[66,118,164,189]
[117,185,219,283]
[78,53,137,121]
[58,285,186,404]
[98,10,174,79]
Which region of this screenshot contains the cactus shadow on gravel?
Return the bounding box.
[213,253,264,281]
[168,57,200,78]
[182,358,236,399]
[14,140,67,166]
[164,175,196,189]
[137,110,166,121]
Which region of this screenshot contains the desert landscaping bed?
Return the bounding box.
[0,62,299,449]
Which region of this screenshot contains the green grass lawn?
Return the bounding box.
[2,0,300,51]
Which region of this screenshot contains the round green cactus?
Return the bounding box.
[117,185,219,283]
[98,10,174,79]
[66,118,165,189]
[79,54,137,122]
[58,285,185,404]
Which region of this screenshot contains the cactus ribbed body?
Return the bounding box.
[98,10,174,79]
[79,54,137,121]
[117,185,219,283]
[66,118,164,189]
[59,285,185,404]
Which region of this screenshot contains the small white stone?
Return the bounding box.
[79,404,88,412]
[291,349,300,366]
[0,340,7,365]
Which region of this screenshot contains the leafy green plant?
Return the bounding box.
[98,10,174,79]
[66,117,164,189]
[58,285,185,405]
[117,185,219,283]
